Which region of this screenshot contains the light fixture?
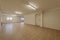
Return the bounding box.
[15,11,22,14]
[26,5,36,10]
[29,2,37,9]
[26,2,37,10]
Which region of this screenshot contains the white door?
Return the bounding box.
[35,14,40,26]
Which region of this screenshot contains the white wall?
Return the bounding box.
[35,12,42,27]
[40,12,42,27]
[35,14,40,26]
[24,8,60,30]
[24,13,36,25]
[1,15,20,23]
[0,17,1,30]
[43,9,60,30]
[24,12,42,26]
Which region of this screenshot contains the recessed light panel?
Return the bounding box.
[26,5,36,10]
[26,2,37,10]
[15,11,22,14]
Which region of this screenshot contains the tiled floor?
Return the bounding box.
[0,23,60,40]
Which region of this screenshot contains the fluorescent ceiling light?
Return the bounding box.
[26,5,36,10]
[2,14,17,16]
[15,11,22,14]
[26,2,37,10]
[29,3,37,9]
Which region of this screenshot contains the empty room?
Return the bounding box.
[0,0,60,40]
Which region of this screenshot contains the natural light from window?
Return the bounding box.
[6,17,13,21]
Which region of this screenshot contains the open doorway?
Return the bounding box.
[35,14,40,26]
[20,16,24,24]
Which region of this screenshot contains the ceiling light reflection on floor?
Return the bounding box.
[5,24,13,35]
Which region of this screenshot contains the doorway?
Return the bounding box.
[35,14,40,26]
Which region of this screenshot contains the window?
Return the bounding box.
[6,17,13,20]
[21,17,24,20]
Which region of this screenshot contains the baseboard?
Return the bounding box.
[24,23,40,27]
[42,26,60,31]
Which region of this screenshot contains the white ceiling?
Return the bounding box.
[0,0,60,15]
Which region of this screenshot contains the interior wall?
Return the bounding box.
[0,14,2,32]
[1,15,20,23]
[35,12,42,27]
[43,9,60,30]
[24,11,42,26]
[24,13,36,25]
[39,12,42,27]
[0,15,1,32]
[35,14,40,26]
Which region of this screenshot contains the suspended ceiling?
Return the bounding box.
[0,0,60,15]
